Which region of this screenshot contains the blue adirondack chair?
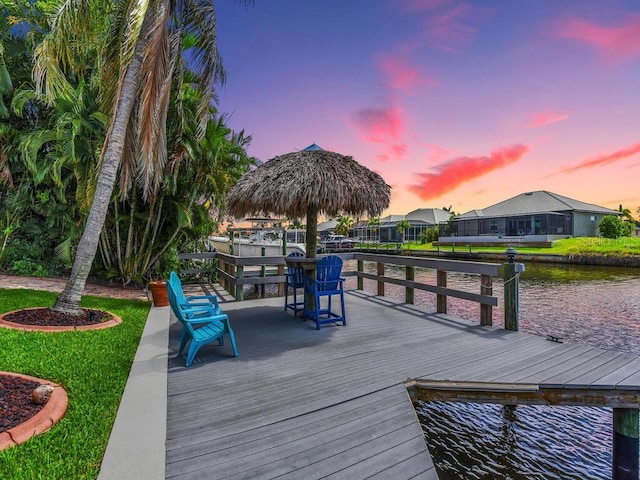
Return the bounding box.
[168,271,225,343]
[169,271,223,314]
[303,255,346,330]
[284,252,305,315]
[166,275,238,367]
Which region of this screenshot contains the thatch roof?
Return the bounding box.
[226,148,391,219]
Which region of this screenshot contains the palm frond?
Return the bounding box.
[179,0,225,133]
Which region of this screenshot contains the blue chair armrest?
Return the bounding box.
[180,301,222,314]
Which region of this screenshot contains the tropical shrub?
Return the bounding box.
[420,226,439,244]
[598,215,628,239]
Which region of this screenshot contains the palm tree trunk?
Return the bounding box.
[53,11,152,314]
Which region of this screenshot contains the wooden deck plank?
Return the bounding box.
[216,418,422,480]
[166,331,513,421]
[431,336,561,381]
[540,349,629,388]
[487,344,599,383]
[366,451,439,480]
[613,364,640,389]
[588,359,640,389]
[567,355,640,388]
[166,291,640,480]
[169,395,417,478]
[166,387,407,464]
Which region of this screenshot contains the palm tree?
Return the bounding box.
[396,219,411,245]
[334,215,354,237]
[619,204,635,223]
[367,217,381,244]
[288,219,304,230]
[34,0,227,314]
[442,205,458,220]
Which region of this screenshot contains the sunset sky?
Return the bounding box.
[215,0,640,218]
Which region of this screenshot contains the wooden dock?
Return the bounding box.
[165,290,640,479]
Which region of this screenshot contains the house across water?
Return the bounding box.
[438,190,619,245]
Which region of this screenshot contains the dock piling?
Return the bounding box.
[504,248,520,331]
[613,408,639,480]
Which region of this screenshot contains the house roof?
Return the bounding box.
[317,218,338,232]
[361,208,451,227]
[405,208,451,224]
[379,215,406,226]
[457,191,619,219]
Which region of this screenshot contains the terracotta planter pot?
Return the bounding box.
[148,281,169,307]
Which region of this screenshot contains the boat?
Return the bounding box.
[209,229,307,257]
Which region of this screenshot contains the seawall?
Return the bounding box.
[405,250,640,268]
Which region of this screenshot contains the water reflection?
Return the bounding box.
[418,402,613,480]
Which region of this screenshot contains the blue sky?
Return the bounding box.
[215,0,640,216]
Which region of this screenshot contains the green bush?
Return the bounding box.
[621,220,635,237]
[0,234,66,276]
[10,260,50,277]
[420,226,439,244]
[598,215,629,239]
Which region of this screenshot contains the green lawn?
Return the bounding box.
[394,237,640,257]
[0,289,150,480]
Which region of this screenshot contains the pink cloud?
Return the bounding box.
[554,142,640,175]
[421,143,452,162]
[556,15,640,63]
[391,143,408,159]
[528,111,569,127]
[421,2,489,54]
[408,144,530,200]
[353,107,404,144]
[376,54,439,93]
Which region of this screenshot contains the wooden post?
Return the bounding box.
[218,259,225,292]
[305,205,319,315]
[260,247,266,297]
[277,264,285,296]
[228,264,235,298]
[235,265,244,301]
[406,266,415,304]
[377,262,385,296]
[357,260,364,290]
[504,262,518,330]
[480,274,493,326]
[436,270,447,314]
[613,408,639,480]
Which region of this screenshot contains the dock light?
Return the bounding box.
[506,247,517,263]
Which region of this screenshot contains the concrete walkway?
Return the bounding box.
[98,305,170,480]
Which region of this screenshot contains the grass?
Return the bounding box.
[381,237,640,257]
[0,288,150,480]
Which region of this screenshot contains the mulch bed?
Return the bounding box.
[3,308,110,327]
[0,375,45,433]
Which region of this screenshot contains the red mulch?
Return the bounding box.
[3,308,110,326]
[0,375,46,433]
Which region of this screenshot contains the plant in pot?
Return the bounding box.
[145,265,171,308]
[145,244,180,306]
[147,277,169,307]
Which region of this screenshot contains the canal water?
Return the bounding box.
[360,261,640,480]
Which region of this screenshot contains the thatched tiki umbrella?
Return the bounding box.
[226,144,391,259]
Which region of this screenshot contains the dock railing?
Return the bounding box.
[180,251,506,328]
[352,252,500,326]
